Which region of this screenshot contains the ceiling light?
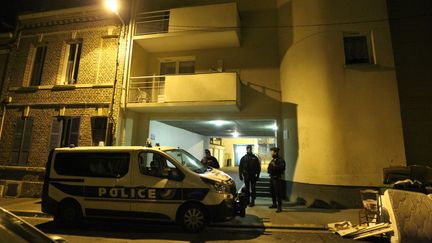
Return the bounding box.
[209,120,230,126]
[232,131,240,137]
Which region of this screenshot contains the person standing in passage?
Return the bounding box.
[201,149,220,169]
[267,147,286,212]
[239,145,261,207]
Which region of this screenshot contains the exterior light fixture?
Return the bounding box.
[232,131,239,138]
[105,0,119,14]
[272,124,278,131]
[105,0,125,25]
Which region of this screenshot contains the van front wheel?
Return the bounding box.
[180,204,207,232]
[55,200,82,226]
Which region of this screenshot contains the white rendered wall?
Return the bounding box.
[278,0,406,186]
[149,120,205,159]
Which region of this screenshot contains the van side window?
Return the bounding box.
[139,152,177,178]
[54,152,129,178]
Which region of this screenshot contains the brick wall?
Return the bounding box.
[0,8,127,189]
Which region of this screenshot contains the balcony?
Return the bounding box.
[133,3,240,52]
[127,72,240,112]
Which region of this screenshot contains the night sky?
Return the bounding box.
[0,0,98,32]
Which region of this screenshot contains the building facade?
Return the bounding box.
[0,6,127,197]
[0,0,407,207]
[119,0,406,207]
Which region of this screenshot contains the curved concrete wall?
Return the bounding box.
[278,0,406,186]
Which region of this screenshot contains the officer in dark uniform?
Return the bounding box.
[267,147,286,212]
[201,149,220,168]
[239,145,261,207]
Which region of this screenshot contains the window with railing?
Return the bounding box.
[135,10,170,35]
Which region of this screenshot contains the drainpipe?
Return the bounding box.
[106,13,127,146]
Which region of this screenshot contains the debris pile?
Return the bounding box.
[328,221,393,240]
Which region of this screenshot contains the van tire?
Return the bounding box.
[178,203,207,232]
[55,200,82,227]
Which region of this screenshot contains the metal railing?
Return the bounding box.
[135,10,170,36]
[128,76,166,103]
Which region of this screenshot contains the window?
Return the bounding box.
[49,117,80,150]
[54,152,129,178]
[10,118,33,166]
[165,149,206,174]
[343,34,374,65]
[64,42,82,84]
[159,59,195,75]
[139,152,179,178]
[91,117,109,146]
[30,46,47,86]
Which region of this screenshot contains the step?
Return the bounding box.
[256,192,271,197]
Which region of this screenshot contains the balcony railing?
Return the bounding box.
[128,72,240,106]
[129,76,166,103]
[135,10,170,35]
[132,3,240,52]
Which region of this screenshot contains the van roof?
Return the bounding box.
[53,146,176,152]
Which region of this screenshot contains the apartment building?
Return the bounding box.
[0,0,406,207]
[0,5,127,196]
[118,0,405,207]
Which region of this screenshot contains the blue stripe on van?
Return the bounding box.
[50,182,209,201]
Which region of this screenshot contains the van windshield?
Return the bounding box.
[165,149,207,174]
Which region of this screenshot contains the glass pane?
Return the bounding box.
[179,61,195,74]
[30,46,47,86]
[160,62,176,75]
[54,152,130,178]
[139,152,170,177]
[65,43,82,84]
[344,36,370,64]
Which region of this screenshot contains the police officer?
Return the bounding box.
[201,149,220,168]
[267,147,286,212]
[239,145,261,207]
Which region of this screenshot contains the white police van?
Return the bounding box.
[42,146,244,232]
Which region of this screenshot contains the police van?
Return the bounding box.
[42,146,244,232]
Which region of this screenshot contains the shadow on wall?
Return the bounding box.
[278,0,293,62]
[240,82,281,117]
[281,102,299,201]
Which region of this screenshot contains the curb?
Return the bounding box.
[211,223,327,231]
[10,210,328,231]
[11,210,52,219]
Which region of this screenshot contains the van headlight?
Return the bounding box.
[201,178,229,194]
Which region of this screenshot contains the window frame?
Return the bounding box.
[49,116,81,150]
[343,31,376,65]
[53,152,130,178]
[29,45,47,86]
[138,151,184,181]
[61,40,83,85]
[91,117,109,146]
[158,57,195,75]
[10,117,33,166]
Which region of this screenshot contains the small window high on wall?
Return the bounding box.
[343,33,375,65]
[63,42,82,84]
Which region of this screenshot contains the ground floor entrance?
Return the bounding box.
[145,119,277,169]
